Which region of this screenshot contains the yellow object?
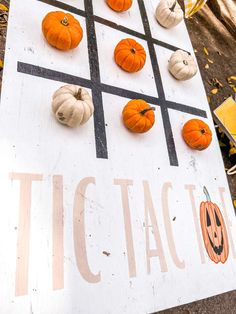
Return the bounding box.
[214,97,236,143]
[184,0,208,18]
[203,47,209,55]
[227,76,236,82]
[214,97,236,175]
[0,4,8,11]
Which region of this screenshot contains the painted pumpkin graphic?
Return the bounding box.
[200,186,229,264]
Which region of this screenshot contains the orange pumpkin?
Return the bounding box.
[200,186,229,264]
[42,11,83,51]
[114,38,146,73]
[122,100,155,133]
[107,0,133,12]
[182,119,212,150]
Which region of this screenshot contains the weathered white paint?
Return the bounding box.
[0,0,236,313]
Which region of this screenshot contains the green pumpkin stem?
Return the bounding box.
[203,186,211,202]
[170,0,177,11]
[140,107,155,115]
[61,16,69,26]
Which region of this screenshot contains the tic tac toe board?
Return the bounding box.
[1,0,236,313]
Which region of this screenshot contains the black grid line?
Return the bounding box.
[84,0,107,159]
[17,62,207,118]
[17,0,208,166]
[138,0,178,165]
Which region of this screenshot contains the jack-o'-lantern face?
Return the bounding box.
[200,187,229,264]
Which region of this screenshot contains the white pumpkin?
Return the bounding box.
[168,50,198,80]
[52,85,94,127]
[155,0,183,29]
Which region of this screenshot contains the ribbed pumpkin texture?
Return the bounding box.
[42,11,83,51]
[114,38,146,73]
[122,100,155,133]
[182,119,212,150]
[107,0,133,12]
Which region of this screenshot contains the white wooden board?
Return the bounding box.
[0,0,236,313]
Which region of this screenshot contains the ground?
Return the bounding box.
[0,0,236,312]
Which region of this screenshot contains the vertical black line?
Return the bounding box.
[137,0,178,166]
[137,0,164,100]
[84,0,108,159]
[161,106,178,166]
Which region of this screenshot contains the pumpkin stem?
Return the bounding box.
[140,107,155,115]
[75,88,82,100]
[130,48,136,54]
[200,128,206,134]
[203,186,211,202]
[61,16,69,26]
[170,0,177,11]
[183,60,188,66]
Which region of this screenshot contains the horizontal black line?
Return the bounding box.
[37,0,86,17]
[94,15,147,41]
[152,38,182,52]
[17,62,207,118]
[37,0,189,53]
[166,101,207,118]
[17,62,92,88]
[101,83,160,105]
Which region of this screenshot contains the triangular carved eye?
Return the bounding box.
[215,210,221,227]
[206,209,211,227]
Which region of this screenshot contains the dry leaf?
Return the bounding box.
[212,78,223,88]
[0,13,7,25]
[0,59,3,70]
[211,88,218,94]
[227,76,236,82]
[207,59,214,64]
[205,64,209,69]
[203,47,209,55]
[194,49,198,53]
[207,96,211,103]
[229,84,236,92]
[0,4,8,11]
[234,200,236,209]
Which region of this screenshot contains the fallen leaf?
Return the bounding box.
[205,64,209,69]
[212,78,223,88]
[229,146,236,157]
[219,141,227,148]
[0,59,3,70]
[229,84,236,92]
[227,76,236,82]
[0,13,7,25]
[194,49,198,53]
[234,200,236,209]
[211,88,218,94]
[203,47,209,55]
[207,59,214,64]
[0,4,8,11]
[207,96,211,103]
[102,251,110,257]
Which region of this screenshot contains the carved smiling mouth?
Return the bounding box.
[207,230,224,255]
